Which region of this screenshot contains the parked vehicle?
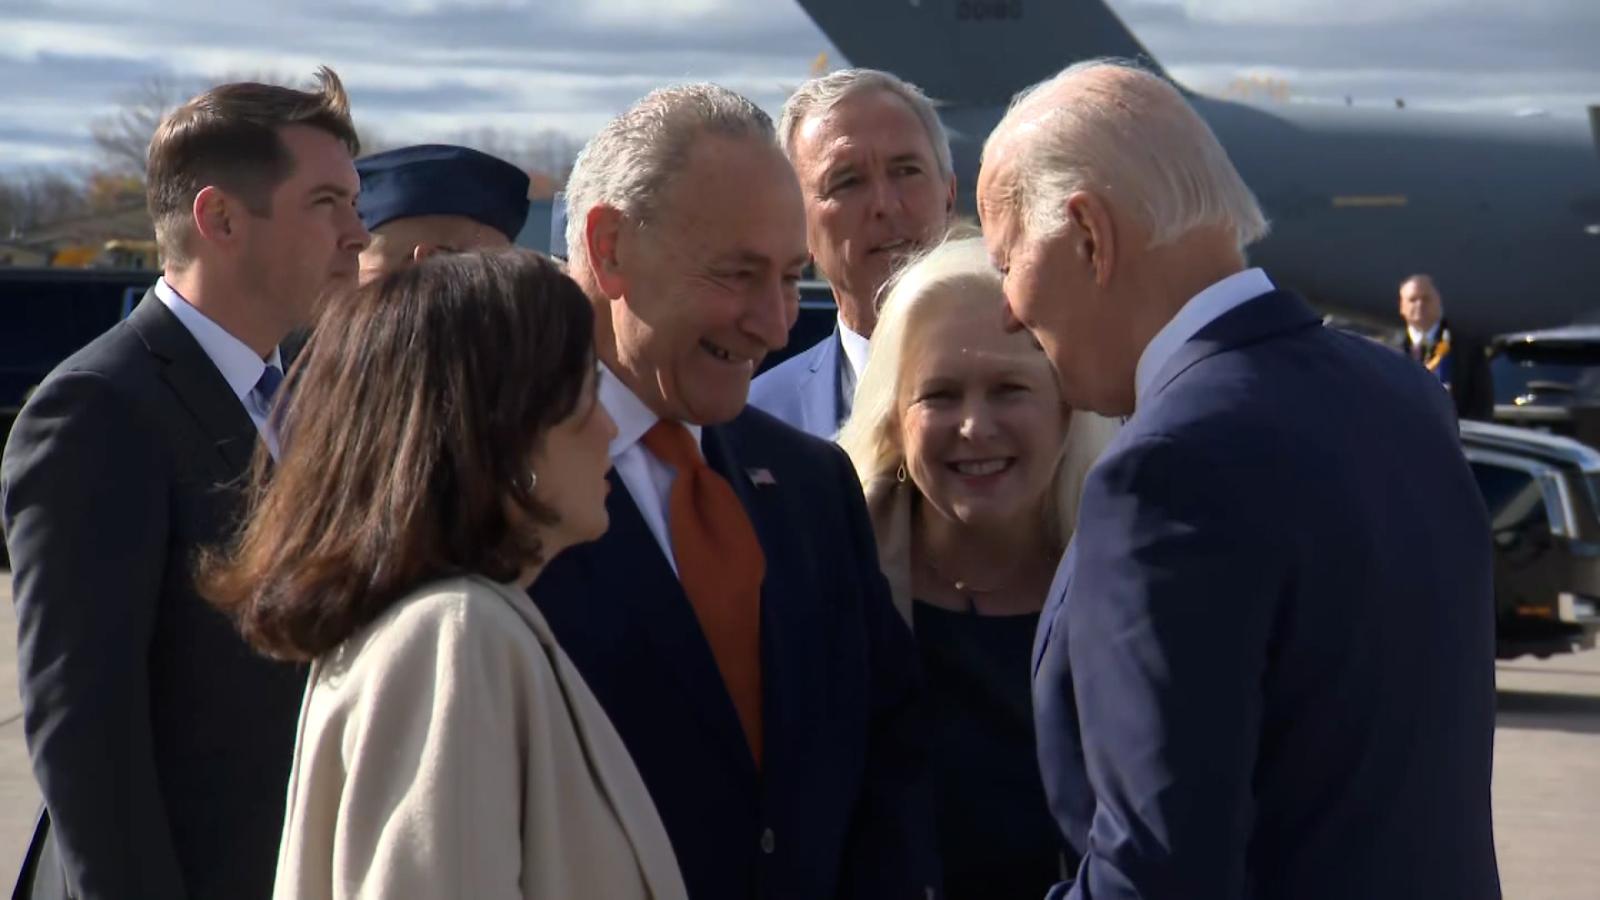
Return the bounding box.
[1490,325,1600,449]
[1460,420,1600,658]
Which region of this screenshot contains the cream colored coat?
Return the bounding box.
[273,574,689,900]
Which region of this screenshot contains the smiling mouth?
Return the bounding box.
[700,338,756,367]
[869,238,913,256]
[948,458,1014,477]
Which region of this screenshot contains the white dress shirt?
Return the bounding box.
[1406,322,1442,349]
[154,277,285,458]
[1133,268,1275,408]
[837,317,871,387]
[599,365,703,577]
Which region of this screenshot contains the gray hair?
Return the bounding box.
[779,68,953,181]
[984,59,1269,250]
[564,83,775,275]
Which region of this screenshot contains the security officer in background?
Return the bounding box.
[1396,274,1495,421]
[355,144,532,284]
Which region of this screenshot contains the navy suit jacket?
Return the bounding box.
[1034,291,1500,899]
[749,330,846,439]
[530,406,939,900]
[1,292,306,899]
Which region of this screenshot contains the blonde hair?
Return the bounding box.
[983,58,1268,251]
[837,233,1120,550]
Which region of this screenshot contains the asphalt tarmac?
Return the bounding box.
[0,573,1593,897]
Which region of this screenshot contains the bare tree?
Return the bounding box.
[442,126,583,185]
[0,171,91,238]
[90,75,188,177]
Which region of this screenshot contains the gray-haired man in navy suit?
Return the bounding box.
[749,68,955,438]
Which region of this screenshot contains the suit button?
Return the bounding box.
[760,828,776,855]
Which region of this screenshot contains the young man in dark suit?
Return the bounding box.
[1397,273,1496,420]
[980,61,1500,899]
[530,84,939,900]
[1,69,370,899]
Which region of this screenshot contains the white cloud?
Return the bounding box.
[0,0,1595,175]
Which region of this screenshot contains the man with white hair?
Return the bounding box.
[979,60,1499,899]
[749,68,956,437]
[528,83,938,900]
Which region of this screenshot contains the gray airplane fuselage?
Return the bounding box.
[796,0,1600,340]
[943,98,1600,338]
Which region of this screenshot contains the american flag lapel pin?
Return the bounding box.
[747,467,777,487]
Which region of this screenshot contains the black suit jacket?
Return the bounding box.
[530,407,940,900]
[1,291,305,899]
[1398,320,1495,421]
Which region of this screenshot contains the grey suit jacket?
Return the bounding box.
[1,290,305,899]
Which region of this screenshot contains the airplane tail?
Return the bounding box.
[793,0,1162,106]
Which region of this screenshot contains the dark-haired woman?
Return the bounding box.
[202,249,687,899]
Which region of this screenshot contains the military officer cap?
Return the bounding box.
[356,144,531,242]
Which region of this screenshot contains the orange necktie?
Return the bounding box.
[641,420,766,764]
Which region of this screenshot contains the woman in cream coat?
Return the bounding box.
[202,250,687,900]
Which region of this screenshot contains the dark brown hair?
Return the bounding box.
[147,66,359,267]
[200,249,595,662]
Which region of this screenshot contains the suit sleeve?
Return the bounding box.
[0,370,188,898]
[829,445,942,900]
[1058,435,1279,900]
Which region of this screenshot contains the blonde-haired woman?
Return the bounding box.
[838,235,1118,899]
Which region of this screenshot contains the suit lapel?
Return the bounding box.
[702,421,825,783]
[590,468,758,774]
[1033,542,1075,678]
[125,290,259,477]
[795,330,843,436]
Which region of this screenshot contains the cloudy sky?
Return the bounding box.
[2,0,1597,174]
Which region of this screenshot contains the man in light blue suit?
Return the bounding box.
[980,61,1500,899]
[749,69,955,437]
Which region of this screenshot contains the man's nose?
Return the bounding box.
[343,206,371,252]
[743,277,794,351]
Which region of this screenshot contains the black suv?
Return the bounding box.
[1490,325,1600,448]
[1460,420,1600,658]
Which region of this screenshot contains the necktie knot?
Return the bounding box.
[254,363,284,406]
[641,420,702,472]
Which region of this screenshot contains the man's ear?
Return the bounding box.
[192,186,238,250]
[411,243,438,262]
[585,204,628,300]
[1065,190,1117,288]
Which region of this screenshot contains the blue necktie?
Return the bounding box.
[253,363,284,408]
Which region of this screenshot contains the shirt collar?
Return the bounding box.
[154,277,281,403]
[1134,267,1274,406]
[837,317,872,385]
[599,364,703,461]
[1407,321,1443,347]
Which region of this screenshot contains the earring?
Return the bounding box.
[896,463,908,483]
[527,469,539,491]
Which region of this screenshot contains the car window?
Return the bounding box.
[1493,345,1600,405]
[1470,462,1549,532]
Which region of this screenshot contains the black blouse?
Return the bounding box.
[913,600,1075,900]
